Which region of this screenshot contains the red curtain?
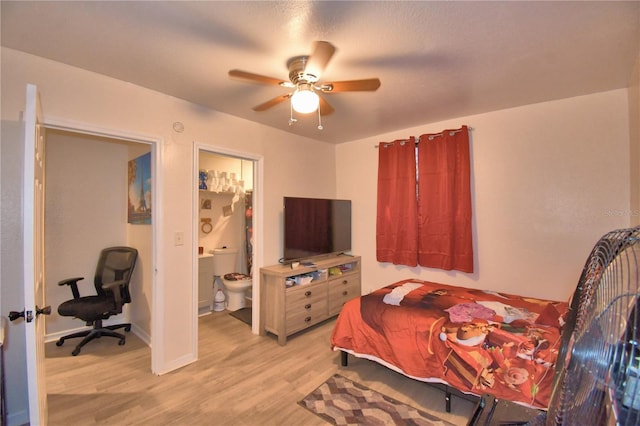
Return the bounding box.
[376,138,418,266]
[417,126,473,272]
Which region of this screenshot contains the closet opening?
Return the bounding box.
[44,126,158,368]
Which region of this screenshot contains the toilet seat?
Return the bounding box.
[224,272,251,281]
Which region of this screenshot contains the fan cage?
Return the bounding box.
[546,227,640,426]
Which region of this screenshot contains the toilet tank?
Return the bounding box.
[212,248,238,275]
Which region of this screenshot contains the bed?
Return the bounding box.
[331,279,569,411]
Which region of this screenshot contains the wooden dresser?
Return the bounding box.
[259,255,361,345]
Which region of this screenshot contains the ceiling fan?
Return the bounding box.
[228,41,381,128]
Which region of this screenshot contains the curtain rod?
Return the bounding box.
[374,127,473,148]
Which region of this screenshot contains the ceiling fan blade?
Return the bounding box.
[318,95,334,116]
[252,94,291,111]
[229,69,291,87]
[304,41,336,79]
[320,78,381,93]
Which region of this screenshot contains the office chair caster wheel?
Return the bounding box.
[71,348,80,356]
[124,325,131,332]
[119,338,125,346]
[56,339,64,347]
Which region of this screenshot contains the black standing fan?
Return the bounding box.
[469,226,640,426]
[547,226,640,425]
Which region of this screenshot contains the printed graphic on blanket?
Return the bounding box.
[338,279,568,409]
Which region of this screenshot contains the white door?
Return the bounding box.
[22,83,49,425]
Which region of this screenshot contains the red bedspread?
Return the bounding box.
[330,279,569,409]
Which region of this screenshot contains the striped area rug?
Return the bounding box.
[298,374,456,426]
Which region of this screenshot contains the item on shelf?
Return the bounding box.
[329,266,342,276]
[312,269,328,281]
[199,169,208,190]
[294,274,313,285]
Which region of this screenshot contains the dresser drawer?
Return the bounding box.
[328,276,360,316]
[286,281,326,304]
[286,298,328,335]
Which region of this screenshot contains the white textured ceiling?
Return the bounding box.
[2,1,639,144]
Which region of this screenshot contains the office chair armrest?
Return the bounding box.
[58,277,85,299]
[102,280,127,307]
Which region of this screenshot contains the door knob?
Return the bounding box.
[9,309,33,322]
[9,310,26,322]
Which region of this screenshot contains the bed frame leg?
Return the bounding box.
[341,351,348,367]
[445,385,451,412]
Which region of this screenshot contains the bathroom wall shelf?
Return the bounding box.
[259,255,361,345]
[199,189,237,195]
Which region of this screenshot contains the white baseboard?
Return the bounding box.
[131,322,150,346]
[45,319,151,348]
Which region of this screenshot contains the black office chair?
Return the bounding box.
[56,246,138,356]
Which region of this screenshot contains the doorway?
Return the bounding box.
[41,121,160,369]
[194,145,262,336]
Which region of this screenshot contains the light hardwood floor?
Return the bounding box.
[46,310,475,425]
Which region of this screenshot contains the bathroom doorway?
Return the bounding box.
[195,147,259,333]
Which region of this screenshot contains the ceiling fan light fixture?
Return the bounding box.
[291,84,319,114]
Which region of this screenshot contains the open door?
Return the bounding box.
[22,83,49,424]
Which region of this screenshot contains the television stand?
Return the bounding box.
[259,255,361,345]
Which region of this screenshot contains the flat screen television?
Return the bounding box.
[283,196,352,263]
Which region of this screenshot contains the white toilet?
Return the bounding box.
[212,247,252,311]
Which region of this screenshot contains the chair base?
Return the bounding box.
[56,320,131,356]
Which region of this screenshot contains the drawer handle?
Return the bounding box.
[305,303,311,310]
[342,291,348,296]
[305,291,312,297]
[305,316,312,323]
[341,280,348,285]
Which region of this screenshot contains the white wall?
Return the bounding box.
[0,47,337,425]
[44,130,129,336]
[198,192,246,263]
[337,89,631,302]
[126,143,154,342]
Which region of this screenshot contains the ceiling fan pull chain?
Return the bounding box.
[289,99,297,126]
[317,104,323,130]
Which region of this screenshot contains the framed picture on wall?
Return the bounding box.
[128,152,152,224]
